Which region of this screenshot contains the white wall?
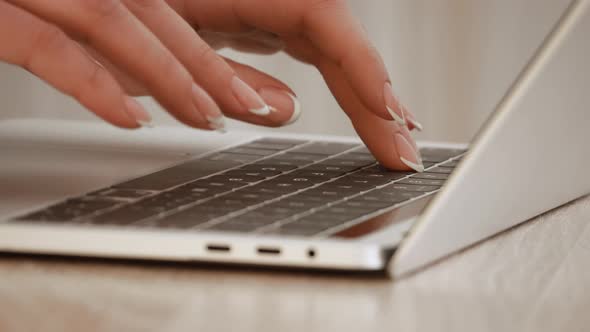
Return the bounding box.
[0,0,569,142]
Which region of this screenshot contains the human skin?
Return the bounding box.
[0,0,424,171]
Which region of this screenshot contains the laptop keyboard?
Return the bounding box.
[11,139,465,237]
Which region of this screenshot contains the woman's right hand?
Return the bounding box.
[0,0,424,171]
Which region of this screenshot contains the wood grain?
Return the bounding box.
[1,196,589,332]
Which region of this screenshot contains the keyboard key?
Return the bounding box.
[341,199,393,210]
[290,169,343,181]
[259,201,311,215]
[258,177,316,190]
[274,173,332,185]
[157,206,229,226]
[223,169,282,178]
[304,164,359,174]
[361,189,423,203]
[336,152,376,162]
[16,198,120,222]
[206,153,261,163]
[272,198,325,210]
[251,138,308,146]
[320,158,375,169]
[239,185,293,196]
[91,188,154,200]
[240,142,298,151]
[349,170,408,184]
[439,159,461,168]
[256,158,312,167]
[349,146,372,155]
[398,178,446,186]
[221,192,276,204]
[250,206,299,220]
[273,152,326,162]
[388,183,440,192]
[290,142,359,155]
[411,172,449,180]
[193,177,249,190]
[224,147,278,156]
[427,167,454,174]
[329,176,385,187]
[91,205,161,225]
[173,183,227,196]
[240,164,299,172]
[205,174,265,184]
[115,160,239,191]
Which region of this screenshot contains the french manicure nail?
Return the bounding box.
[394,133,424,172]
[403,106,423,131]
[231,76,271,116]
[384,82,406,126]
[207,115,226,133]
[124,97,153,127]
[408,117,424,131]
[191,83,226,131]
[258,87,301,125]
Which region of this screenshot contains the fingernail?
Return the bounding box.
[258,87,301,125]
[384,82,406,126]
[394,133,424,172]
[124,97,153,127]
[207,115,226,133]
[231,76,271,116]
[404,106,423,131]
[191,83,226,131]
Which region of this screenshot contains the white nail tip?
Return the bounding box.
[386,106,406,126]
[207,115,226,132]
[137,119,154,128]
[285,93,301,125]
[249,104,271,116]
[410,118,424,131]
[400,157,425,173]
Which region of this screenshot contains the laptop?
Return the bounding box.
[0,0,588,278]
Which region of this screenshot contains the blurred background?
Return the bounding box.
[0,0,569,143]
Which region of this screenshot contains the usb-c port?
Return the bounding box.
[257,247,281,255]
[206,244,231,252]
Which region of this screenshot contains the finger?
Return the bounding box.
[8,0,218,129]
[181,0,416,126]
[120,0,274,126]
[77,50,302,127]
[81,44,146,96]
[223,58,301,127]
[0,1,149,129]
[316,55,423,171]
[200,30,284,54]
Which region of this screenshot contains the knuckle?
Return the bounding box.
[191,43,226,72]
[192,43,217,63]
[126,0,162,10]
[79,0,126,24]
[75,65,110,101]
[24,26,68,69]
[157,53,193,86]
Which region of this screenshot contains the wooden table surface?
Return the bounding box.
[1,196,589,332]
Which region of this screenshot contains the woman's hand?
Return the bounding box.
[0,0,424,171]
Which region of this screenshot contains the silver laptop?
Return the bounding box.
[1,0,588,278]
